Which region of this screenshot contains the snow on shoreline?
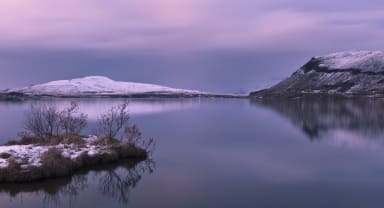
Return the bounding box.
[0,135,108,169]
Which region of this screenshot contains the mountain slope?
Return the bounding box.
[251,51,384,98]
[6,76,203,97]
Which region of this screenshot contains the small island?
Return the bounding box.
[0,102,154,183]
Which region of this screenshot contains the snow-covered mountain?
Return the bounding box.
[251,50,384,98]
[6,76,204,97]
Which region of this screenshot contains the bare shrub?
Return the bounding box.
[24,103,61,141]
[96,102,155,154]
[97,102,129,141]
[59,102,87,138]
[124,125,155,155]
[23,102,87,144]
[124,124,141,144]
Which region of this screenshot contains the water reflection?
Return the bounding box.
[96,159,155,205]
[66,98,200,119]
[0,98,201,141]
[0,159,155,207]
[3,98,384,207]
[252,97,384,148]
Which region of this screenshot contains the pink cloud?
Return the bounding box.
[0,0,383,51]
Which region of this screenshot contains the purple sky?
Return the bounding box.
[0,0,383,93]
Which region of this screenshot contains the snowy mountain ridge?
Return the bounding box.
[6,76,203,97]
[251,50,384,98]
[315,50,384,72]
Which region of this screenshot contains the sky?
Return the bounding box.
[0,0,383,93]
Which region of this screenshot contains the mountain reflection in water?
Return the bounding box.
[252,96,384,148]
[0,159,155,207]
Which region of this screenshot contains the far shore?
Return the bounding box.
[0,92,247,101]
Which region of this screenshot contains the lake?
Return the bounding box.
[1,97,384,208]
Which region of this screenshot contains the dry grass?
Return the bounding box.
[4,136,42,145]
[112,143,147,158]
[61,135,86,145]
[0,152,12,159]
[91,137,119,146]
[75,151,119,167]
[40,148,75,177]
[4,134,86,146]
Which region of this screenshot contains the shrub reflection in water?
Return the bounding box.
[0,159,155,207]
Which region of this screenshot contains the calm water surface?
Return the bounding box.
[1,98,384,208]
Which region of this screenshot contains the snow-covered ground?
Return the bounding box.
[7,76,203,96]
[0,136,107,169]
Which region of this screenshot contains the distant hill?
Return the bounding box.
[2,76,240,99]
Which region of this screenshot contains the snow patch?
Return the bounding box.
[0,135,106,169]
[317,50,384,72]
